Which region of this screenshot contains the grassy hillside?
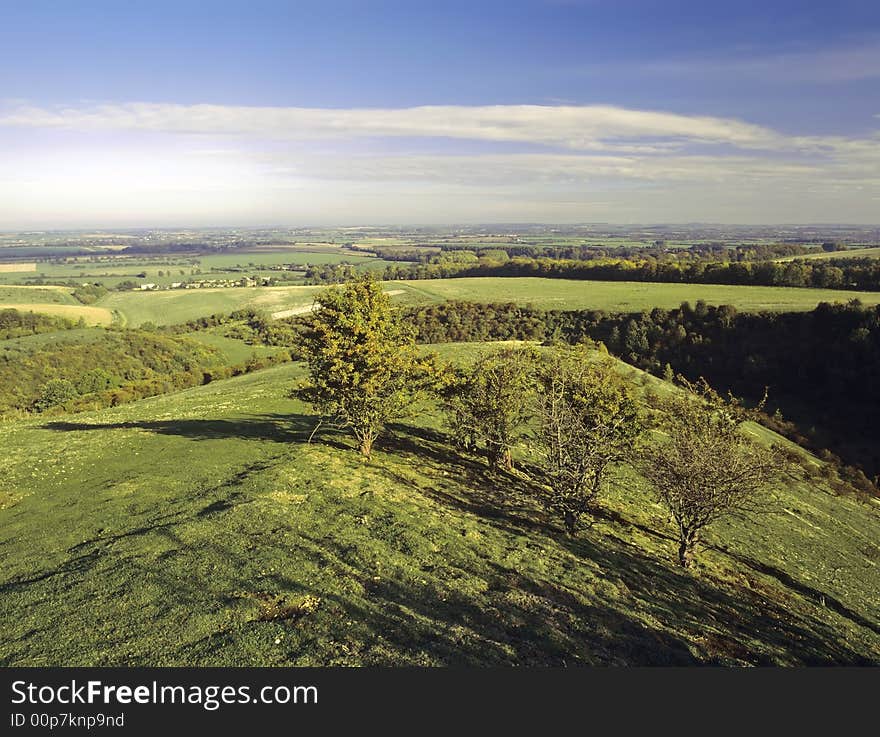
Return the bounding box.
[0,285,77,304]
[1,347,878,666]
[0,304,113,325]
[0,286,114,324]
[97,286,324,326]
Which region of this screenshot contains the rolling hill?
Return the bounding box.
[1,345,878,666]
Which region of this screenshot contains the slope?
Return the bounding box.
[0,349,878,666]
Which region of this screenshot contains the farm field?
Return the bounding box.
[0,303,113,325]
[55,279,880,327]
[390,277,880,312]
[776,246,880,262]
[0,247,393,287]
[0,262,36,273]
[0,285,77,304]
[0,285,114,324]
[1,349,878,666]
[96,286,326,326]
[5,278,880,327]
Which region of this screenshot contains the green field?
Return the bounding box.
[0,327,106,350]
[0,285,77,304]
[776,246,880,262]
[95,286,324,326]
[390,278,880,312]
[72,278,880,327]
[185,331,284,364]
[1,347,878,666]
[4,277,880,328]
[0,248,393,287]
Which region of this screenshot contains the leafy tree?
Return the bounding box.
[640,377,787,568]
[441,346,536,469]
[75,368,116,395]
[532,348,643,534]
[34,379,80,412]
[294,276,433,457]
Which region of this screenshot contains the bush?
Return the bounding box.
[34,379,80,412]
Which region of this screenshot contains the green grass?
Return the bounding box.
[0,286,114,324]
[0,249,392,287]
[185,330,283,364]
[391,277,880,312]
[0,285,76,304]
[89,277,880,328]
[0,327,106,350]
[97,286,325,326]
[1,347,878,666]
[776,247,880,262]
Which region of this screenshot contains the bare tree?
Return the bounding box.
[640,377,786,568]
[533,348,643,534]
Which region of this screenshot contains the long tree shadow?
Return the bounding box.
[380,423,557,536]
[709,545,880,637]
[252,531,704,666]
[375,423,878,664]
[27,414,879,665]
[42,414,323,444]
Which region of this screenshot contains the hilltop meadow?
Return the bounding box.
[2,351,879,666]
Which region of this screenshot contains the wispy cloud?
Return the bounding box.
[0,100,878,225]
[580,38,880,85]
[0,101,781,152]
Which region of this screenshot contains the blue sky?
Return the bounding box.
[1,0,879,226]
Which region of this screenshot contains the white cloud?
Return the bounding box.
[0,101,781,152]
[0,100,878,225]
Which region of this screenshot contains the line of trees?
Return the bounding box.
[374,255,880,292]
[363,241,816,263]
[294,276,788,568]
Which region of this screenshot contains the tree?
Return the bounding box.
[34,378,79,412]
[640,377,787,568]
[533,348,644,534]
[441,346,536,470]
[294,275,433,457]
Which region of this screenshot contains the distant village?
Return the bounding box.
[135,275,278,291]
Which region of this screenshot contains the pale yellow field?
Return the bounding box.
[1,303,113,325]
[0,263,36,273]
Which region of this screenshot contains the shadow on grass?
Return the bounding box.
[372,423,878,665]
[42,414,323,444]
[24,414,878,666]
[381,423,556,536]
[710,546,880,638]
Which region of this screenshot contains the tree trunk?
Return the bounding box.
[360,435,373,458]
[678,537,694,568]
[564,511,578,536]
